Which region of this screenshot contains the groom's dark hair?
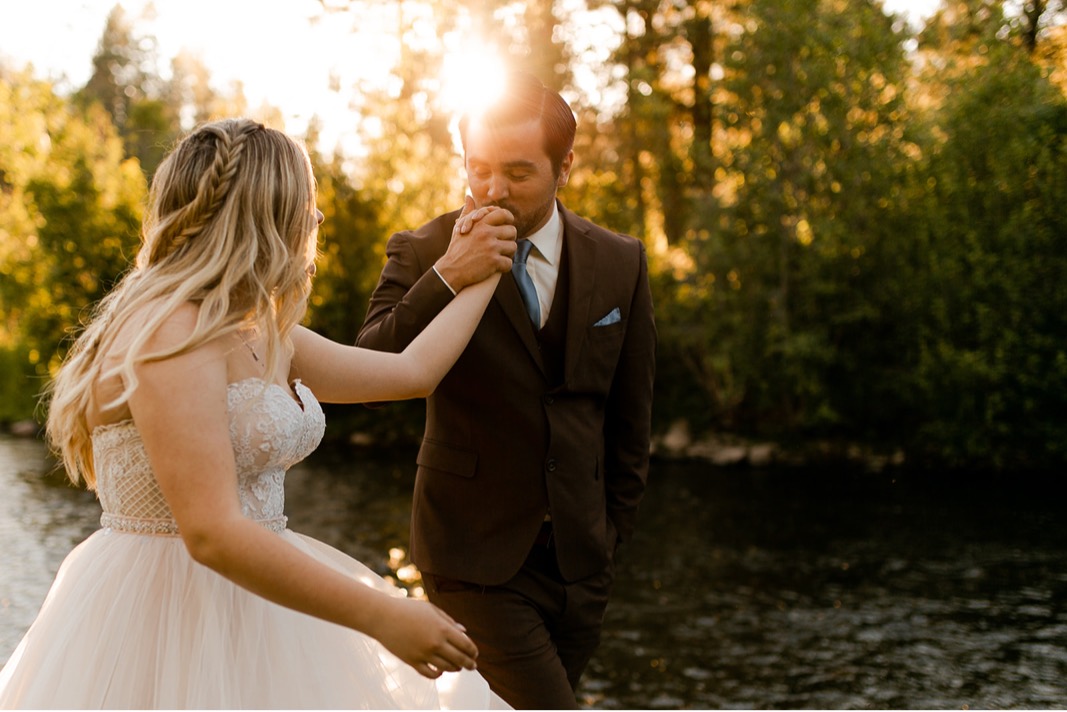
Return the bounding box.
[458,71,577,178]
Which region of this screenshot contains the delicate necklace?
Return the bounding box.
[238,329,260,363]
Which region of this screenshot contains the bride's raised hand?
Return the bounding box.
[367,596,479,679]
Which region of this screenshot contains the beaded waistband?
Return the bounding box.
[100,512,287,536]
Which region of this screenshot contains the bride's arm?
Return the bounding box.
[127,304,478,679]
[290,270,504,404]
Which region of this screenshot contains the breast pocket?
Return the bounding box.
[572,319,628,392]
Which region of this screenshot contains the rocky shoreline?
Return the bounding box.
[7,416,907,473]
[651,418,907,473]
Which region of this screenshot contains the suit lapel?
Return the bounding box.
[497,265,545,372]
[428,210,543,370]
[561,207,597,386]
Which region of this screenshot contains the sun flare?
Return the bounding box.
[438,40,509,124]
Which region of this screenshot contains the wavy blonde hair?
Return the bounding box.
[45,118,319,488]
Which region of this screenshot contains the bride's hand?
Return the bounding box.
[434,196,516,291]
[369,596,479,679]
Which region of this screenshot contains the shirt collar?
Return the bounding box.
[526,201,563,266]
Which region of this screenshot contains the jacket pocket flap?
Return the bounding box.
[417,439,478,478]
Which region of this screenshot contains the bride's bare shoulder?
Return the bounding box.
[91,302,210,429]
[137,301,199,344]
[113,301,224,352]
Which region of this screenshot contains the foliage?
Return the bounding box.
[73,5,253,181]
[74,4,181,180]
[909,44,1067,469]
[0,68,146,414]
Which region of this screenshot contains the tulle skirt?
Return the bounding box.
[0,528,506,709]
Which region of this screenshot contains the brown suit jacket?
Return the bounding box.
[357,202,656,585]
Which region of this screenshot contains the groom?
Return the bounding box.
[357,72,656,709]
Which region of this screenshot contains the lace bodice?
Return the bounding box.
[91,378,326,535]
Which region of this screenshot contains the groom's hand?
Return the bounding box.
[434,195,516,292]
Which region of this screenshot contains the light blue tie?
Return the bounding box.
[512,239,540,328]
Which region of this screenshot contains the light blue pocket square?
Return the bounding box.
[593,307,622,327]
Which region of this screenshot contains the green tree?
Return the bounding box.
[0,69,146,422]
[632,0,915,440]
[75,4,180,179]
[909,36,1067,469]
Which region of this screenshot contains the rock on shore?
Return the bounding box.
[652,418,904,472]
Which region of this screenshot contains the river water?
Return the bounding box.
[1,434,1065,709]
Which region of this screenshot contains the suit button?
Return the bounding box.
[544,395,554,406]
[546,459,558,472]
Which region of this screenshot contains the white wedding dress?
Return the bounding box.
[0,378,505,709]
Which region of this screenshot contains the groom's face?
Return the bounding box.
[464,117,573,240]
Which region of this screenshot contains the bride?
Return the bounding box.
[0,118,516,709]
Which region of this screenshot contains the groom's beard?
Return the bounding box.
[487,194,556,240]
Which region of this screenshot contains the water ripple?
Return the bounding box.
[3,439,1066,708]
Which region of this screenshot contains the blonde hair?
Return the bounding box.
[45,118,319,488]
